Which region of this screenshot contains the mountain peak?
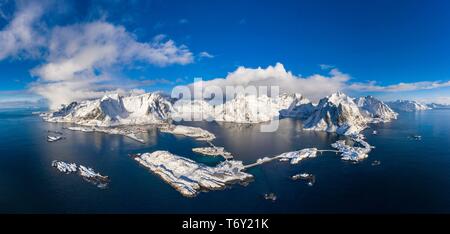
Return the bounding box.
[356,96,397,121]
[324,91,354,107]
[101,93,121,102]
[329,91,346,97]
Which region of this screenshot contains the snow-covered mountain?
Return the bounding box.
[279,93,315,119]
[44,91,397,135]
[213,94,298,123]
[386,100,431,112]
[212,95,278,123]
[44,93,174,126]
[50,101,78,117]
[303,92,369,135]
[173,93,309,123]
[172,99,216,121]
[355,96,398,122]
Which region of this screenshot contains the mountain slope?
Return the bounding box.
[44,93,173,126]
[355,96,398,122]
[303,92,368,135]
[44,91,398,135]
[173,93,309,123]
[279,93,315,119]
[214,94,293,123]
[386,100,430,112]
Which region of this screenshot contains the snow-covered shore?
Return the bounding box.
[66,124,216,143]
[47,135,63,142]
[159,124,216,141]
[192,146,233,159]
[51,161,77,173]
[331,134,373,161]
[133,151,253,197]
[66,126,146,143]
[244,148,318,169]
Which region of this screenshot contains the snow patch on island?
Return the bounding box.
[291,173,315,186]
[331,134,373,162]
[51,160,110,188]
[52,161,77,173]
[159,124,216,141]
[67,126,146,143]
[244,148,318,168]
[47,135,63,142]
[192,146,233,159]
[133,151,253,197]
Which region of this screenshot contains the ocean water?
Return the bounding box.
[0,108,449,213]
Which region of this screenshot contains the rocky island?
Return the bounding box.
[132,151,253,197]
[52,160,110,188]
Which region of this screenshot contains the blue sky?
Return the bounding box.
[1,0,450,107]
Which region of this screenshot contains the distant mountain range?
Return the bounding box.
[427,103,450,109]
[0,99,47,109]
[385,100,431,112]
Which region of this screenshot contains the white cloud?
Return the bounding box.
[30,21,194,109]
[347,80,450,92]
[189,63,450,102]
[190,63,350,101]
[0,1,47,60]
[199,51,214,59]
[0,2,196,109]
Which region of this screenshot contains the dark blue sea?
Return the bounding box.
[0,108,449,213]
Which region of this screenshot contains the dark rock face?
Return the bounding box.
[51,101,78,117]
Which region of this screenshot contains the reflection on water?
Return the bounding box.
[0,109,450,213]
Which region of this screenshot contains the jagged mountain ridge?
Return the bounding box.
[172,93,309,123]
[44,93,174,126]
[303,92,369,135]
[44,91,399,134]
[355,96,398,122]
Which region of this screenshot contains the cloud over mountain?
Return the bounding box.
[189,62,450,102]
[190,63,350,101]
